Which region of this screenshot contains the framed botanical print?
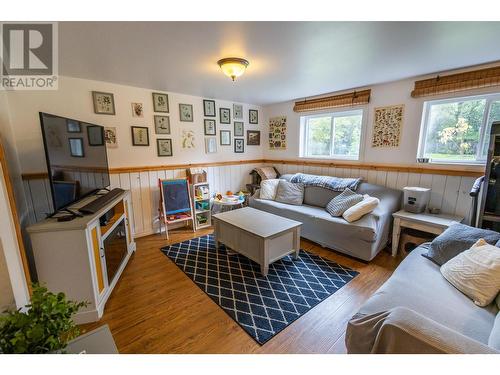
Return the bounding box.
[234,121,244,137]
[152,92,169,113]
[203,99,216,117]
[131,126,149,146]
[154,115,170,134]
[205,137,217,154]
[179,103,194,122]
[69,138,84,157]
[92,91,115,115]
[87,125,104,146]
[220,130,231,145]
[157,139,173,156]
[249,109,258,124]
[247,130,260,146]
[182,130,195,149]
[131,102,144,117]
[233,104,243,119]
[234,138,244,153]
[66,119,81,133]
[220,107,230,124]
[104,127,118,148]
[204,119,216,135]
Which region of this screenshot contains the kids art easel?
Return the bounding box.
[158,178,195,239]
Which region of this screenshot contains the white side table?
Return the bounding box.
[391,210,464,256]
[211,196,245,213]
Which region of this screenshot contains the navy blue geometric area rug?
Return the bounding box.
[161,235,358,345]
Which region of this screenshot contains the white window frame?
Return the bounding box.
[417,92,500,165]
[300,108,365,161]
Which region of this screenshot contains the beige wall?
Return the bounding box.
[0,241,15,312]
[262,63,500,166]
[5,76,263,174]
[0,91,31,309]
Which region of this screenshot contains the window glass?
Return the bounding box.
[422,98,486,162]
[302,109,363,160]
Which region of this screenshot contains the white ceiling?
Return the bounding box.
[59,22,500,105]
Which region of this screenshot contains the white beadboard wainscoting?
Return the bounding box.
[266,162,477,225]
[22,163,264,238]
[22,161,478,238]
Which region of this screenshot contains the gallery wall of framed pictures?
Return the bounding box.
[58,77,261,168]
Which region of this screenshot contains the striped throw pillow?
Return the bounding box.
[325,188,363,217]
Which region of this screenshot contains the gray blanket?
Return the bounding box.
[289,173,361,192]
[346,307,498,354]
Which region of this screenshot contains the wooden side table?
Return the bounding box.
[391,210,464,257]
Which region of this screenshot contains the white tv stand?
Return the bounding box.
[27,190,136,323]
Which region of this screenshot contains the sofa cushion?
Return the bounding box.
[343,195,380,223]
[259,179,280,200]
[441,239,500,307]
[423,223,500,266]
[326,188,363,216]
[250,197,378,242]
[355,243,498,345]
[304,186,340,207]
[274,180,304,205]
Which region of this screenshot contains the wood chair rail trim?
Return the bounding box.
[21,158,484,180]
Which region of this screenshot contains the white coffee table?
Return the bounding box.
[212,207,302,276]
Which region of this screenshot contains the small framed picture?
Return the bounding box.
[152,92,169,113]
[179,103,193,122]
[87,125,104,146]
[154,115,170,134]
[233,104,243,119]
[249,109,258,124]
[247,130,261,146]
[69,138,84,157]
[220,130,231,145]
[104,127,118,148]
[204,119,216,135]
[203,99,216,117]
[92,91,115,115]
[234,121,244,137]
[157,138,173,157]
[205,137,217,154]
[66,119,81,133]
[220,108,230,124]
[131,126,149,146]
[234,138,244,153]
[131,102,144,117]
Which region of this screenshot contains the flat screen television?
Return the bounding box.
[39,112,110,213]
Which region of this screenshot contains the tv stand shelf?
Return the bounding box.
[27,189,136,324]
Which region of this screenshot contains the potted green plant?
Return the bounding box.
[0,284,87,354]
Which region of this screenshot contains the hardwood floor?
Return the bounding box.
[81,228,402,353]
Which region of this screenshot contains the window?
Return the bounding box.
[301,109,364,160]
[418,93,500,164]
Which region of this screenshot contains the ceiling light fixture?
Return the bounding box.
[217,57,249,81]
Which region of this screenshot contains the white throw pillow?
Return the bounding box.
[342,194,379,223]
[259,179,280,200]
[440,238,500,307]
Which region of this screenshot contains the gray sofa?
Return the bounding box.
[345,243,500,354]
[248,174,402,261]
